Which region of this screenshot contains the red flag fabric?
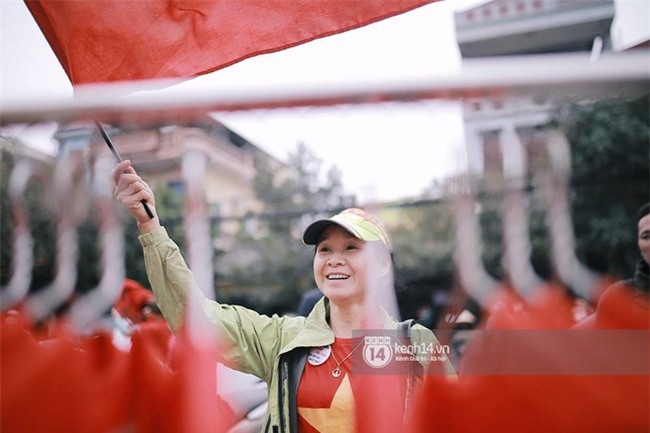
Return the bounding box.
[411,285,650,433]
[25,0,437,85]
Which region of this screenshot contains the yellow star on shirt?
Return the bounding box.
[298,373,356,433]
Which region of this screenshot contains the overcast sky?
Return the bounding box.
[164,0,485,203]
[1,0,647,203]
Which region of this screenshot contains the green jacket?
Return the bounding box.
[140,227,454,433]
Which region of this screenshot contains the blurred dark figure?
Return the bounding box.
[413,290,451,330]
[296,288,323,316]
[448,297,483,370]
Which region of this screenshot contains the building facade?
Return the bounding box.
[454,0,615,179]
[55,117,286,250]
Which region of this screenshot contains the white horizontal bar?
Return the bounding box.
[1,50,647,126]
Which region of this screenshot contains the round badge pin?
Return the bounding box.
[308,345,332,366]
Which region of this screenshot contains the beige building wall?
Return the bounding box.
[81,118,284,250]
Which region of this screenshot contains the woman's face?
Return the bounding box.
[313,225,377,306]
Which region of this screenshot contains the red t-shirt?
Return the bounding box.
[297,338,362,433]
[297,337,412,433]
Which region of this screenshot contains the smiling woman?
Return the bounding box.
[111,159,455,433]
[304,209,393,323]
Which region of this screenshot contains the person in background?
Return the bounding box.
[296,288,323,317]
[111,278,173,361]
[113,278,161,325]
[111,160,454,433]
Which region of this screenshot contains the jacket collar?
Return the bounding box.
[279,296,399,355]
[280,297,333,354]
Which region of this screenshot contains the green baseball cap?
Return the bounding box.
[302,208,390,248]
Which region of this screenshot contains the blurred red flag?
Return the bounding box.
[25,0,437,85]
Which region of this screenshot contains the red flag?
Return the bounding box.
[411,286,650,433]
[25,0,437,85]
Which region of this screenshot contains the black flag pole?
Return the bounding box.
[94,121,155,219]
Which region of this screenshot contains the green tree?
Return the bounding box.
[389,201,455,284]
[559,95,649,278]
[0,147,57,294]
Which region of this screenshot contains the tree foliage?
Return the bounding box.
[0,148,57,294]
[389,201,454,284]
[559,95,649,278]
